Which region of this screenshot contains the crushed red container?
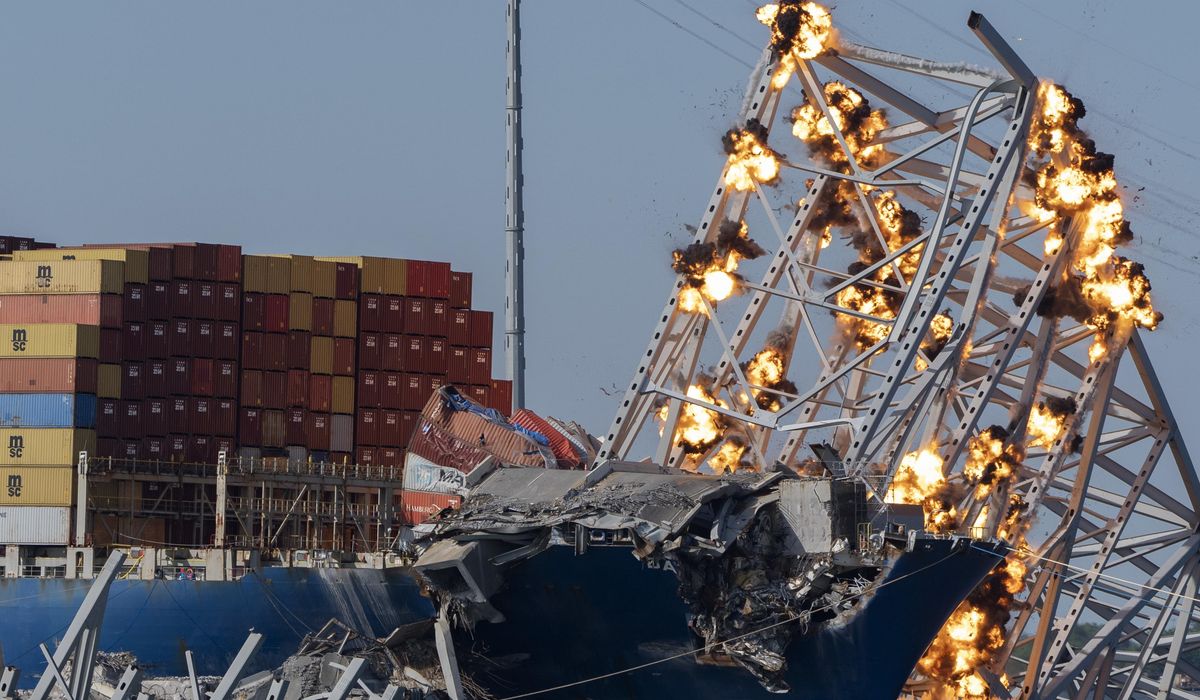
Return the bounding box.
[190,358,214,396]
[333,262,358,300]
[306,412,331,450]
[264,294,289,333]
[122,362,144,400]
[241,370,264,407]
[469,348,491,386]
[194,321,215,358]
[146,360,168,398]
[263,371,287,410]
[403,299,429,335]
[401,490,461,525]
[511,408,579,465]
[169,398,190,434]
[312,298,334,335]
[449,271,472,309]
[288,331,311,369]
[242,293,265,331]
[405,336,426,373]
[469,310,492,348]
[357,409,379,447]
[216,322,239,359]
[383,334,403,371]
[358,371,380,408]
[171,280,194,318]
[263,333,287,372]
[215,360,237,398]
[360,295,384,332]
[449,310,471,346]
[309,374,332,412]
[144,398,167,436]
[147,321,169,358]
[287,370,308,407]
[359,333,381,370]
[168,358,190,395]
[195,282,218,319]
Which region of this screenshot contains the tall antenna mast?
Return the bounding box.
[504,0,526,410]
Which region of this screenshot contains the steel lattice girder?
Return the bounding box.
[597,9,1200,700]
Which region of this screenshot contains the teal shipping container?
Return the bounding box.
[0,393,97,428]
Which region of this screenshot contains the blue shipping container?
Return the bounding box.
[0,393,97,428]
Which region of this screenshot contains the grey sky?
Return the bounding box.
[0,1,1197,440]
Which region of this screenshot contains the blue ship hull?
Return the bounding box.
[463,539,1002,699]
[0,567,434,687]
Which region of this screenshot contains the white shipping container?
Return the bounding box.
[0,505,70,545]
[403,453,468,495]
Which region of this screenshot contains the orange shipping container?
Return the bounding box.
[0,358,98,394]
[0,294,122,328]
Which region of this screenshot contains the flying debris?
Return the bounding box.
[722,119,782,191]
[792,82,887,167]
[742,327,798,412]
[672,220,767,314]
[757,1,834,89]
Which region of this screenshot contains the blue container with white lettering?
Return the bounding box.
[0,393,97,428]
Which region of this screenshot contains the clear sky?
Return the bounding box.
[0,1,1196,439]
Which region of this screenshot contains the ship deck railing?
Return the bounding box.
[87,456,405,484]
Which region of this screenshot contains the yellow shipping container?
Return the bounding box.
[0,428,95,466]
[310,336,333,374]
[244,255,291,294]
[0,466,74,506]
[243,256,270,293]
[332,376,355,414]
[12,248,149,285]
[266,257,291,294]
[0,324,100,358]
[316,256,404,295]
[283,255,314,293]
[97,364,121,398]
[289,293,313,331]
[311,259,336,299]
[0,259,123,295]
[333,300,357,338]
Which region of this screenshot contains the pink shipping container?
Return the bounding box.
[400,490,462,526]
[0,358,98,393]
[0,294,122,328]
[449,271,472,309]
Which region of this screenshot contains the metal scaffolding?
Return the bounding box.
[598,10,1200,699]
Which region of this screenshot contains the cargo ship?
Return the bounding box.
[0,238,513,686]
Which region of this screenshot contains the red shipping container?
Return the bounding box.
[334,262,357,300]
[312,298,334,335]
[242,293,265,331]
[241,332,263,370]
[214,360,237,398]
[123,322,147,361]
[171,244,195,280]
[469,348,491,386]
[286,407,307,445]
[118,401,141,439]
[429,301,449,338]
[171,280,194,318]
[144,398,167,436]
[169,319,192,357]
[190,358,214,396]
[402,374,426,411]
[167,434,187,462]
[427,338,448,375]
[194,321,215,358]
[96,437,118,459]
[288,331,311,369]
[357,409,379,447]
[383,335,403,371]
[401,411,419,447]
[146,359,168,397]
[124,283,147,323]
[357,447,377,466]
[382,373,403,410]
[333,338,355,376]
[214,398,237,436]
[191,398,213,435]
[263,371,287,410]
[379,410,401,446]
[241,370,263,407]
[406,260,451,299]
[147,321,169,358]
[405,336,426,373]
[360,295,384,332]
[401,490,461,525]
[287,370,308,407]
[240,408,263,446]
[169,398,190,434]
[379,446,402,466]
[467,384,490,410]
[217,245,242,283]
[120,439,141,461]
[430,375,445,394]
[218,283,239,321]
[213,436,235,460]
[168,358,190,395]
[309,374,332,412]
[147,281,170,320]
[195,282,218,319]
[264,294,289,332]
[449,271,472,309]
[447,346,470,384]
[0,294,122,328]
[216,322,239,359]
[263,409,288,448]
[193,243,218,281]
[97,399,119,437]
[359,333,381,370]
[263,333,287,371]
[403,299,429,335]
[469,310,493,348]
[188,435,212,464]
[358,371,380,408]
[99,328,122,364]
[449,310,471,346]
[307,412,331,451]
[141,247,172,282]
[122,362,144,400]
[0,358,98,394]
[143,436,165,461]
[490,379,513,416]
[385,296,404,334]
